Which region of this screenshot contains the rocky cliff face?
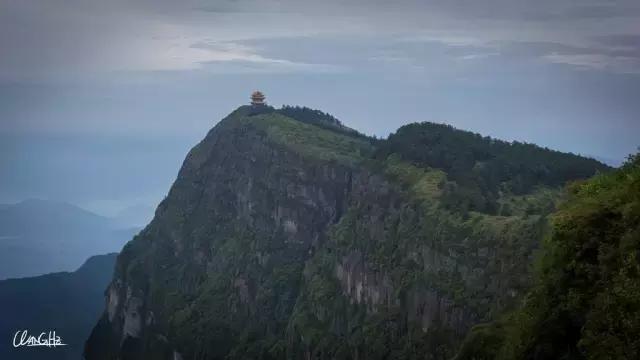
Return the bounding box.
[84,106,599,360]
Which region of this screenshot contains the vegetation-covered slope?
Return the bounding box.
[455,153,640,360]
[85,106,609,360]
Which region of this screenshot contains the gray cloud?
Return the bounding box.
[593,34,640,51]
[530,3,640,21]
[2,0,640,80]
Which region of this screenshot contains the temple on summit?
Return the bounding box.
[250,91,266,106]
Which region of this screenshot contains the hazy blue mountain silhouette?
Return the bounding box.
[0,199,137,279]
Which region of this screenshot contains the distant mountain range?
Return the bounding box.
[0,199,138,279]
[111,203,156,229]
[0,253,117,360]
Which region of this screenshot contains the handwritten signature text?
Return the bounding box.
[12,330,67,348]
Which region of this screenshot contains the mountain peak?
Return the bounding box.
[85,107,614,360]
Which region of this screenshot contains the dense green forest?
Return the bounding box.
[455,153,640,360]
[376,122,610,215]
[277,106,342,128]
[276,105,372,140]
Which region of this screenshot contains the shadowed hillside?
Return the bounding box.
[0,253,117,360]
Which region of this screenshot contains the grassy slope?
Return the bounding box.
[243,111,374,166]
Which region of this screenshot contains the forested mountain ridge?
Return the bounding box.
[84,105,609,360]
[376,122,610,214]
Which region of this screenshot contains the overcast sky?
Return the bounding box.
[1,0,639,216]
